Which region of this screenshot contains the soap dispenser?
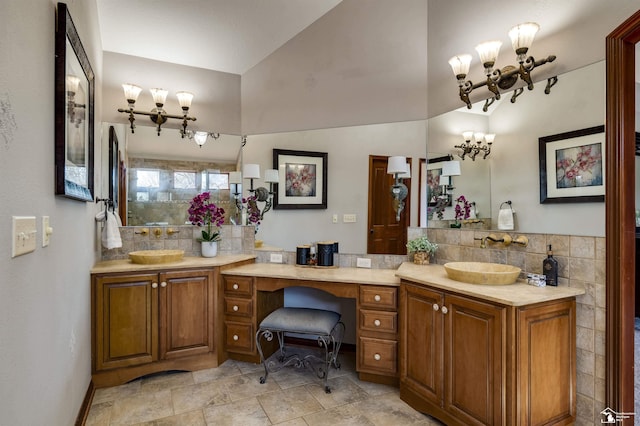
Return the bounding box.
[543,245,558,286]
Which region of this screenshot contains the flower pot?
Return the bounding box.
[450,222,462,228]
[413,252,430,265]
[201,241,218,257]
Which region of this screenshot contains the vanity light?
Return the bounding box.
[185,130,220,147]
[448,22,558,112]
[454,132,495,160]
[117,83,196,137]
[242,164,279,220]
[65,74,85,127]
[229,171,243,221]
[387,156,409,222]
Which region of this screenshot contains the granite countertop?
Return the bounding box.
[222,263,400,286]
[395,262,585,307]
[91,254,257,274]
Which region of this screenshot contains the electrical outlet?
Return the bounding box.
[12,216,36,257]
[270,253,283,263]
[332,214,338,224]
[343,214,357,223]
[356,257,372,268]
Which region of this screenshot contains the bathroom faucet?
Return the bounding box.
[474,233,514,249]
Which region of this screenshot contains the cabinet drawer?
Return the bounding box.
[224,297,253,317]
[223,276,253,297]
[360,286,397,310]
[359,336,397,375]
[224,321,254,353]
[359,309,397,334]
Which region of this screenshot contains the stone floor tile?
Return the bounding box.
[306,375,370,409]
[171,379,232,414]
[85,401,113,426]
[202,397,270,426]
[223,371,282,401]
[258,385,324,424]
[353,392,434,425]
[133,409,206,426]
[109,389,174,425]
[192,359,243,384]
[304,402,375,426]
[140,370,195,393]
[92,381,141,405]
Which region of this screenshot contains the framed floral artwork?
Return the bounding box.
[539,125,605,203]
[272,149,328,209]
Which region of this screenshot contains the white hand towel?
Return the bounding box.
[497,207,514,230]
[95,209,106,222]
[102,211,122,249]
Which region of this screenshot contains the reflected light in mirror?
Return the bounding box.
[441,160,461,177]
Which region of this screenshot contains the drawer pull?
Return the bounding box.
[233,283,239,290]
[151,282,158,289]
[160,281,167,288]
[374,294,381,302]
[233,335,239,341]
[441,306,449,315]
[433,303,439,311]
[373,319,381,327]
[374,353,381,361]
[233,305,239,312]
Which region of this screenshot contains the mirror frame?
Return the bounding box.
[108,126,119,210]
[54,2,95,201]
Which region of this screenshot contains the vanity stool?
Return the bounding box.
[255,307,344,393]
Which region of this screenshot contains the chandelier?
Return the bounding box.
[117,84,196,136]
[185,130,220,147]
[454,132,495,160]
[448,22,557,112]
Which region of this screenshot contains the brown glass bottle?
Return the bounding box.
[543,244,558,286]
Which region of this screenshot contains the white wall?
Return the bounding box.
[243,120,426,253]
[0,1,101,424]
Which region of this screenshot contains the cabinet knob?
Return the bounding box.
[374,319,381,327]
[160,281,167,288]
[441,306,449,314]
[151,282,158,289]
[233,305,239,312]
[374,353,381,361]
[233,335,239,341]
[233,283,239,290]
[433,303,439,311]
[374,294,381,302]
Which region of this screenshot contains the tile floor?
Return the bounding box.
[85,348,443,425]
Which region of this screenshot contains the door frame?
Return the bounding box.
[605,9,640,414]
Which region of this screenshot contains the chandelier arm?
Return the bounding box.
[482,97,496,112]
[458,82,473,109]
[544,76,558,94]
[510,87,524,103]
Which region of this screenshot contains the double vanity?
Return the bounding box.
[90,255,584,426]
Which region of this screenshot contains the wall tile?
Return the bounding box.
[547,234,570,257]
[570,236,595,259]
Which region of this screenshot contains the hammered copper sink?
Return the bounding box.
[444,262,521,285]
[129,249,185,264]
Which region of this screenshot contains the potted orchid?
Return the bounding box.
[243,194,262,246]
[452,195,472,228]
[188,192,225,257]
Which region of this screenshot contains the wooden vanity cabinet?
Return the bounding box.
[399,280,576,426]
[92,268,214,386]
[357,284,399,382]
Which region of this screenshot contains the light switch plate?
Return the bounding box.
[42,216,51,247]
[343,214,357,223]
[12,216,36,257]
[270,253,283,263]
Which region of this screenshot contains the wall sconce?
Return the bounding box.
[117,83,196,136]
[185,130,220,147]
[66,74,85,127]
[387,156,410,222]
[454,131,495,160]
[229,171,243,223]
[439,159,461,204]
[242,164,279,220]
[448,22,558,112]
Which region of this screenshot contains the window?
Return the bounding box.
[174,171,196,189]
[136,169,160,188]
[207,172,229,190]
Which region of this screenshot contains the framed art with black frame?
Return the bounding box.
[539,125,605,204]
[54,2,95,201]
[272,149,328,209]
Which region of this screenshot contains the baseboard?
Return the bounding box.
[75,380,95,426]
[284,335,356,353]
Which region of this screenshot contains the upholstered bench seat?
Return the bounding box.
[256,307,344,393]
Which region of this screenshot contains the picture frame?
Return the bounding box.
[538,125,605,203]
[426,155,453,207]
[54,2,95,201]
[272,149,328,209]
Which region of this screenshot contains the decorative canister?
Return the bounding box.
[296,245,311,265]
[317,241,335,267]
[201,241,218,258]
[413,252,430,265]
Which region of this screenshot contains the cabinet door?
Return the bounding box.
[400,284,444,405]
[95,273,158,371]
[160,269,213,359]
[444,294,505,426]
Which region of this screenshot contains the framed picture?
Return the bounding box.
[426,155,452,207]
[539,125,605,203]
[273,149,328,209]
[54,2,95,201]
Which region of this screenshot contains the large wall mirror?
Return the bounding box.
[101,123,243,226]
